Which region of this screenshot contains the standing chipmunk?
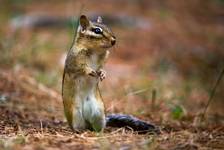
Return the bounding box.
[62,15,158,132]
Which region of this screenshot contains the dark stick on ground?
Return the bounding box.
[201,66,224,120]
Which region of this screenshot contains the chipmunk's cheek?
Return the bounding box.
[104,43,113,48]
[99,41,110,48]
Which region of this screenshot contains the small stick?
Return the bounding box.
[151,88,157,111]
[40,120,43,135]
[201,67,224,120]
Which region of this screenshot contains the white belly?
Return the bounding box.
[75,76,104,124]
[82,89,104,122]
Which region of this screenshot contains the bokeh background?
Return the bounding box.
[0,0,224,149]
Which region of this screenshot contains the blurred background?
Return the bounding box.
[0,0,224,126]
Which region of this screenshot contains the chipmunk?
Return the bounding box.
[62,15,158,133]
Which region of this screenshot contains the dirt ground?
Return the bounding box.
[0,0,224,149]
[0,69,223,149]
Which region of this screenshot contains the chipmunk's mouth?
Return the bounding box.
[100,43,114,49]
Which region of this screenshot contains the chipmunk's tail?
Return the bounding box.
[106,114,160,134]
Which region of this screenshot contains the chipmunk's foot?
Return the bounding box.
[97,69,106,81]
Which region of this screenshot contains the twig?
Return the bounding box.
[126,88,149,96]
[69,4,84,50]
[201,67,224,120]
[40,120,43,135]
[151,88,157,111]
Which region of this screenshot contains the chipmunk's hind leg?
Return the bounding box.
[82,111,105,132]
[90,115,105,132]
[71,109,88,131]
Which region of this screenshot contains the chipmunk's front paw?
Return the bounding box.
[97,69,106,81]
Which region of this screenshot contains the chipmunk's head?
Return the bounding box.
[76,15,116,50]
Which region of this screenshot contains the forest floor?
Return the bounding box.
[1,0,224,149]
[0,69,223,149]
[0,70,224,150]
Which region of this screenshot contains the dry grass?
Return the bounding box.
[0,67,223,150]
[0,0,224,149]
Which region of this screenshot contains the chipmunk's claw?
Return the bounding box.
[97,69,106,81]
[88,70,98,77]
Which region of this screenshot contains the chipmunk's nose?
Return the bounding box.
[111,36,116,45]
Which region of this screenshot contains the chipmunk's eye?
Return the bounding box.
[92,27,102,34]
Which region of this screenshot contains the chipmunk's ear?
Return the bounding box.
[97,16,103,23]
[80,15,90,31]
